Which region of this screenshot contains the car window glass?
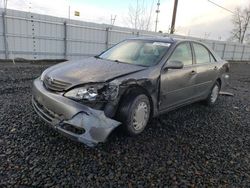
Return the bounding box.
[100,40,171,67]
[168,43,193,66]
[193,43,211,64]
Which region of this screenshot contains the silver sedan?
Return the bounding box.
[32,37,230,146]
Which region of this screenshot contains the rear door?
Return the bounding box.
[191,42,219,98]
[160,42,197,110]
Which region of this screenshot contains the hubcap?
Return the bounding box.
[211,85,219,103]
[132,101,149,131]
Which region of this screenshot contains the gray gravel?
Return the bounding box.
[0,62,249,187]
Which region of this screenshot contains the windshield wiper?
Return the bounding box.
[94,55,102,59]
[113,59,149,67]
[113,59,125,63]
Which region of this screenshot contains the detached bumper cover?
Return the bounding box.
[32,78,121,147]
[221,73,230,90]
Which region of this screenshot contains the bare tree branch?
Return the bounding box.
[230,6,250,43]
[125,0,154,31]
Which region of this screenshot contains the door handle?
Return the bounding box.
[190,70,197,75]
[214,66,218,70]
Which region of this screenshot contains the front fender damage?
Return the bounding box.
[32,77,121,147]
[55,109,121,147]
[53,78,155,147]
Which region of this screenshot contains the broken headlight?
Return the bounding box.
[64,82,119,101]
[64,86,100,101]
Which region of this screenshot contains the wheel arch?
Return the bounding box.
[117,84,154,119]
[216,78,222,89]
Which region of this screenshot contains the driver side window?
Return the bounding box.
[168,42,193,66]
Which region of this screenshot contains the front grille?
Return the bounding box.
[43,76,71,92]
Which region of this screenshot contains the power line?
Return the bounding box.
[207,0,234,14]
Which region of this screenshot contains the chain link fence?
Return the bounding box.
[1,8,250,61]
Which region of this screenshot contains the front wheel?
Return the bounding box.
[117,94,151,136]
[205,81,220,106]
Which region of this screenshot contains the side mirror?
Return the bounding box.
[164,60,184,69]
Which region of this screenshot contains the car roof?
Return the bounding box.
[128,36,203,45]
[127,36,183,43]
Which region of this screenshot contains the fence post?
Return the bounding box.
[2,12,9,59]
[241,45,245,61]
[64,21,67,59]
[222,43,226,59]
[105,27,110,49]
[232,44,236,60]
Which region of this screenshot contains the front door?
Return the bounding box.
[160,42,197,110]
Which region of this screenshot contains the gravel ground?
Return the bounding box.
[0,62,249,187]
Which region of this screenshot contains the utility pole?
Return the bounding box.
[110,15,116,26]
[155,0,160,32]
[170,0,178,34]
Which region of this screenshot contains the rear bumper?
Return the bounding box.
[32,78,120,147]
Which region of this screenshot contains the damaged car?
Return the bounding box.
[32,37,230,147]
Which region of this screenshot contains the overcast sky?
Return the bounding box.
[1,0,249,41]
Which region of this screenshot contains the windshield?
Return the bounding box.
[99,40,171,67]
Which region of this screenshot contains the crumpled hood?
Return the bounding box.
[44,57,146,86]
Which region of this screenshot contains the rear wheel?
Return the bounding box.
[117,93,151,136]
[205,81,220,106]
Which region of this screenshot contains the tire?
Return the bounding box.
[117,93,151,136]
[205,81,220,106]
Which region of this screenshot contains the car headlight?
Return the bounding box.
[64,82,119,101]
[64,86,99,101]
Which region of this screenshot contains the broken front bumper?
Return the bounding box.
[32,78,120,147]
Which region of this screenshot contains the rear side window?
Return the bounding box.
[193,43,211,64]
[168,42,193,66]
